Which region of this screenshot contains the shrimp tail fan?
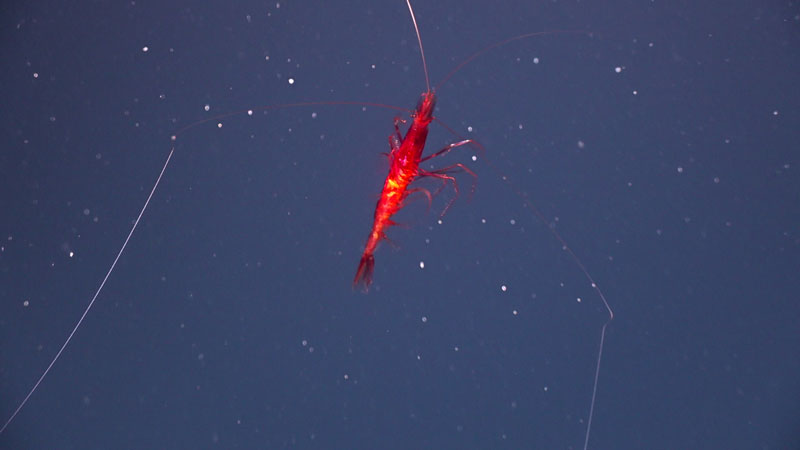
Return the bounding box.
[353,254,375,292]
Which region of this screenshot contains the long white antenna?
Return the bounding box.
[405,0,431,93]
[0,147,175,435]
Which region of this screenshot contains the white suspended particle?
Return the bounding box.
[419,261,425,269]
[204,104,211,112]
[142,46,149,53]
[288,78,295,85]
[421,316,427,323]
[501,285,507,292]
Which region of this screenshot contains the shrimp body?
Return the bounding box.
[353,92,436,290]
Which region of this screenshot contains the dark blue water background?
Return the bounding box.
[2,1,798,448]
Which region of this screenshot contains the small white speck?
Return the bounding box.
[533,57,540,64]
[614,66,623,73]
[23,300,30,307]
[677,166,684,173]
[288,78,295,85]
[467,126,473,132]
[142,46,149,52]
[33,72,39,78]
[247,110,253,116]
[576,297,582,303]
[204,104,211,112]
[69,251,74,258]
[421,316,427,323]
[772,110,779,116]
[217,122,223,129]
[419,261,425,269]
[501,285,507,292]
[311,112,317,118]
[632,90,638,95]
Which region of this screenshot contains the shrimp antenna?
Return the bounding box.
[405,0,431,93]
